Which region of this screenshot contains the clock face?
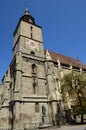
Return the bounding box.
[28,40,36,49]
[26,39,40,51]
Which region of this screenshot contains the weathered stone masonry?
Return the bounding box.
[0,9,86,130]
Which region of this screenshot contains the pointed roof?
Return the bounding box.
[13,8,42,36]
[20,8,35,24]
[45,50,86,70]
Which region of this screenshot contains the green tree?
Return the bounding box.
[61,71,86,123]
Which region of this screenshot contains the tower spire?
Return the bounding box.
[19,8,35,24]
[24,7,30,15]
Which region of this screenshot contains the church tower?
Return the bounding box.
[13,8,44,58]
[1,7,86,130]
[9,9,49,129]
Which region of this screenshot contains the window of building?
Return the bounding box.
[42,105,46,116]
[32,64,37,74]
[10,83,13,100]
[30,26,33,39]
[33,82,37,94]
[56,78,61,92]
[30,51,35,56]
[35,102,39,112]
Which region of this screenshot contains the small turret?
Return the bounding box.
[20,8,35,24]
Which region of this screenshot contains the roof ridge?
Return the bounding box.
[45,49,86,69]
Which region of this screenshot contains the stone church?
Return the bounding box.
[0,9,86,130]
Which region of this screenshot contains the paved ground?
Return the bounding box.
[39,125,86,130]
[54,125,86,130]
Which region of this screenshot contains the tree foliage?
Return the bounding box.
[61,71,86,118]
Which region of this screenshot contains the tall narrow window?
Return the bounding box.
[56,78,60,92]
[32,64,37,74]
[33,82,37,94]
[35,102,39,112]
[30,26,33,39]
[42,105,46,116]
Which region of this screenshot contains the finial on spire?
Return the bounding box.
[24,7,30,15]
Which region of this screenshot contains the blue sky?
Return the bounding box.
[0,0,86,83]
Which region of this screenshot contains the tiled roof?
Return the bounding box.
[45,50,86,70]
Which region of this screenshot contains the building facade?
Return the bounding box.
[0,9,86,130]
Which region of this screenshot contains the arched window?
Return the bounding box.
[32,64,37,74]
[30,51,35,56]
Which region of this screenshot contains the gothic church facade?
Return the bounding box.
[0,9,86,130]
